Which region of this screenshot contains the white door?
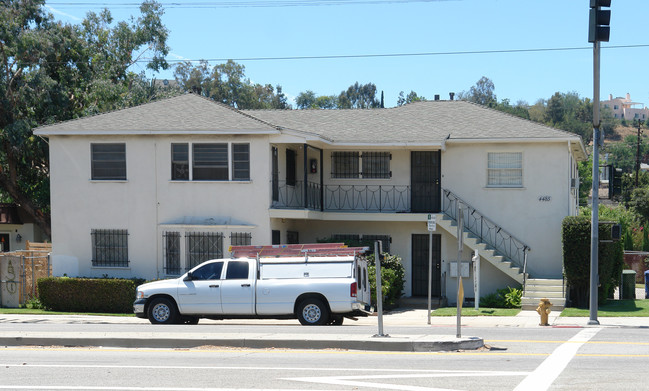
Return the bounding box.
[176,261,224,314]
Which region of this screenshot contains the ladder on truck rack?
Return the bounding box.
[229,243,369,258]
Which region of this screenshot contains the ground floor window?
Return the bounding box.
[230,232,252,246]
[332,233,391,252]
[91,229,129,267]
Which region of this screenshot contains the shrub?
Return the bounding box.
[479,286,522,308]
[38,277,137,313]
[367,252,405,308]
[562,216,624,308]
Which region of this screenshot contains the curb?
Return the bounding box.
[0,333,484,352]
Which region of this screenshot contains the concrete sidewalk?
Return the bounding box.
[0,309,646,352]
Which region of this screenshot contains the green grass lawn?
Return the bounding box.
[561,299,649,317]
[430,307,521,316]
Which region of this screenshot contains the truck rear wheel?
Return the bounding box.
[147,297,179,324]
[297,298,329,326]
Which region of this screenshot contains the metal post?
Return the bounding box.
[456,202,463,338]
[427,231,432,325]
[589,40,601,326]
[373,241,387,337]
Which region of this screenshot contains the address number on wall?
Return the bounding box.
[538,196,552,202]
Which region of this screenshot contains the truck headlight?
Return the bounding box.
[136,290,145,299]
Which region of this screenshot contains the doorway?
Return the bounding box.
[411,233,441,297]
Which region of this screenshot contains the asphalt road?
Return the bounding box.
[1,326,647,390]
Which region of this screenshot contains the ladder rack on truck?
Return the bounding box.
[229,243,369,259]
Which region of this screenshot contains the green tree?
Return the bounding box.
[460,76,496,107]
[173,59,290,109]
[0,0,170,237]
[397,90,425,106]
[337,82,380,109]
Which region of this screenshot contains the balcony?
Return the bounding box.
[271,180,411,213]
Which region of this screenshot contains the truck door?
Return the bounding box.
[177,260,224,314]
[355,258,371,306]
[220,259,255,314]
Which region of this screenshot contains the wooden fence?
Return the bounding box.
[0,241,51,307]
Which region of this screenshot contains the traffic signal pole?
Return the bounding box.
[588,0,610,325]
[589,39,601,325]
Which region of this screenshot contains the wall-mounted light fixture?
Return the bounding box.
[15,234,22,243]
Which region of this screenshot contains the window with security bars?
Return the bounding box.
[362,152,391,179]
[487,152,523,187]
[91,143,126,180]
[171,144,189,180]
[230,232,252,246]
[163,231,181,275]
[91,229,128,267]
[186,232,223,269]
[331,152,359,178]
[331,151,390,179]
[287,231,299,244]
[332,234,390,252]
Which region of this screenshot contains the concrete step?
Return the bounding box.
[523,290,565,298]
[522,297,565,311]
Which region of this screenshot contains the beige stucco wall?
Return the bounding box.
[49,135,274,279]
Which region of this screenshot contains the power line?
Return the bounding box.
[48,0,457,9]
[158,44,649,63]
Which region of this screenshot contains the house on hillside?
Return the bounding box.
[34,93,586,306]
[602,93,649,121]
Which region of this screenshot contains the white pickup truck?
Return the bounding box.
[133,245,372,326]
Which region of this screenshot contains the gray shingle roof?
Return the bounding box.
[243,100,580,144]
[34,93,584,159]
[34,93,280,135]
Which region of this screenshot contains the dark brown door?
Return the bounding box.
[411,151,441,213]
[411,233,441,297]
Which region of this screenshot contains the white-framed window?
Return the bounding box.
[91,143,126,180]
[487,152,523,188]
[171,142,250,181]
[331,151,391,179]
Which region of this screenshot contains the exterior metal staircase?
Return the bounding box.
[438,189,530,285]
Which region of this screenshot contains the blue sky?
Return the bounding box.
[45,0,649,108]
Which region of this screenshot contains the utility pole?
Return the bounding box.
[588,0,611,326]
[636,121,642,187]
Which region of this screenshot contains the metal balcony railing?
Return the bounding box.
[271,180,410,212]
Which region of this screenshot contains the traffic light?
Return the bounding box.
[608,165,622,197]
[589,0,611,43]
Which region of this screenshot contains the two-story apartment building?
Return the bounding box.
[35,93,586,303]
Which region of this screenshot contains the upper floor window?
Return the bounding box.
[171,143,250,181]
[194,143,228,180]
[331,151,391,179]
[487,152,522,188]
[91,143,126,180]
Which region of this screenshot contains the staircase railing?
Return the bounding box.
[442,189,530,272]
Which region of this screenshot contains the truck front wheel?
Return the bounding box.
[147,297,179,324]
[297,298,329,326]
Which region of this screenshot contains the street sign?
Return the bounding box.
[427,214,436,231]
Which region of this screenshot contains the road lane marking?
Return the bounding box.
[513,327,602,391]
[285,370,529,391]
